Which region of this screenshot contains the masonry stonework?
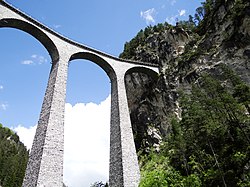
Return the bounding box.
[0,1,159,186]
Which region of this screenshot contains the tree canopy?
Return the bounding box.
[0,124,29,187]
[139,66,250,186]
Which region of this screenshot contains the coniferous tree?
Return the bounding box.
[0,124,29,187]
[139,67,250,186]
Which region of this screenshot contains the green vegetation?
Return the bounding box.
[119,0,207,60]
[119,0,250,186]
[120,0,250,62]
[139,67,250,186]
[0,124,29,187]
[119,23,172,60]
[0,0,247,186]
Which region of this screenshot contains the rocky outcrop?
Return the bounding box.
[122,0,250,153]
[193,0,250,83]
[124,25,193,152]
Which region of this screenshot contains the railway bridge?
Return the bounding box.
[0,1,159,186]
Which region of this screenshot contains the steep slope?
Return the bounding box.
[120,0,250,185]
[122,23,194,152]
[120,0,250,153]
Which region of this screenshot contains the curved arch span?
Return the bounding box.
[125,66,159,80]
[0,18,59,63]
[69,52,116,80]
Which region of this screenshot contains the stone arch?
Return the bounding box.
[0,18,59,63]
[125,66,158,81]
[69,52,116,80]
[67,52,114,185]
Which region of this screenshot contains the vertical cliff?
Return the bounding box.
[120,0,250,153]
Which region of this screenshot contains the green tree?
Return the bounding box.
[139,67,250,186]
[0,124,29,187]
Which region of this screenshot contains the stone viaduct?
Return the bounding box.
[0,1,159,186]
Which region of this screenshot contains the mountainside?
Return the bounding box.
[120,0,250,186]
[0,124,28,187]
[121,0,250,152]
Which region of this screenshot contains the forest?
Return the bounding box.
[0,124,28,187]
[139,66,250,186]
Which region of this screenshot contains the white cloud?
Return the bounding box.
[166,15,178,25]
[64,96,110,186]
[14,95,111,186]
[21,60,34,65]
[31,54,48,64]
[13,125,37,150]
[0,103,8,110]
[1,103,8,110]
[21,55,48,65]
[179,9,186,16]
[31,54,37,59]
[166,9,186,25]
[54,24,62,29]
[140,8,156,25]
[169,0,177,6]
[31,54,37,58]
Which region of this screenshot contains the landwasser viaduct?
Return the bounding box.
[0,1,159,186]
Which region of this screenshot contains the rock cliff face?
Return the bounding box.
[123,26,192,153]
[121,0,250,153]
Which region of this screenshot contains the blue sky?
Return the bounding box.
[0,0,203,186]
